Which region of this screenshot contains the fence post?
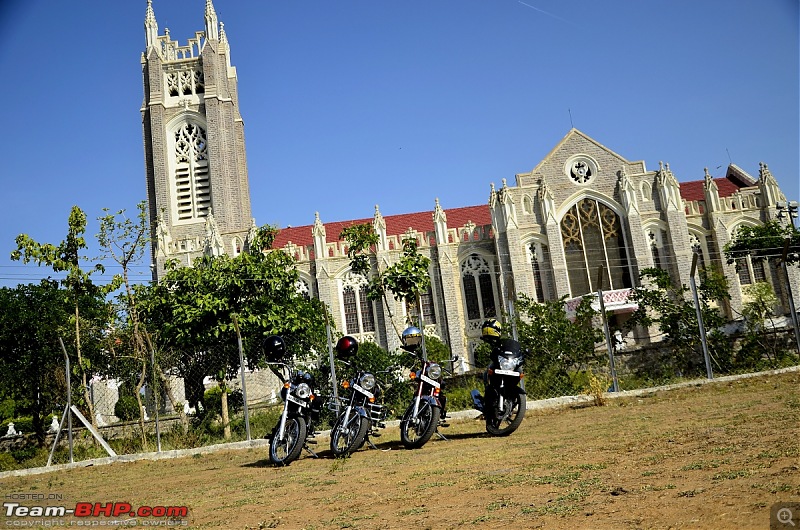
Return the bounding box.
[232,315,251,442]
[325,309,339,414]
[58,337,74,464]
[149,346,162,452]
[689,253,714,379]
[596,290,620,392]
[596,267,619,392]
[781,239,800,355]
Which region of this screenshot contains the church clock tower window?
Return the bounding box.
[172,122,211,221]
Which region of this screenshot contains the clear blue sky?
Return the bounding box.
[0,0,797,287]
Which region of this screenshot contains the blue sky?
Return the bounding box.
[0,0,797,287]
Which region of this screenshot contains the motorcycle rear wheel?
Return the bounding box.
[269,416,306,466]
[330,412,369,457]
[400,400,440,449]
[485,392,526,436]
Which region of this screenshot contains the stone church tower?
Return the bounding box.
[141,0,253,280]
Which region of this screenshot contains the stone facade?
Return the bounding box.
[141,2,799,370]
[142,0,252,279]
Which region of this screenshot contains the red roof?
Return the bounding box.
[679,177,745,202]
[273,204,491,249]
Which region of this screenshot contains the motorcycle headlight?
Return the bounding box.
[499,356,520,371]
[427,363,442,380]
[295,383,312,399]
[359,373,376,391]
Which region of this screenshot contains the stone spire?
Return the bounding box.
[433,198,448,245]
[373,205,388,251]
[205,0,219,41]
[617,165,638,214]
[145,0,159,49]
[703,167,721,212]
[656,161,681,211]
[219,21,228,45]
[758,162,785,206]
[312,212,327,260]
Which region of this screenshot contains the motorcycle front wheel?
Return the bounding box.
[400,400,440,449]
[330,412,369,457]
[485,391,526,436]
[269,416,307,466]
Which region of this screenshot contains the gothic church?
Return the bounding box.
[141,1,797,368]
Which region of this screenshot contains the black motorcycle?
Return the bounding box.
[398,326,453,449]
[263,335,323,466]
[471,337,526,436]
[328,336,391,457]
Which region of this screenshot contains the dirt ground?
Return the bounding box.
[1,370,798,529]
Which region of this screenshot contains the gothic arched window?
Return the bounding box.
[688,233,707,272]
[172,123,210,221]
[461,254,497,321]
[647,228,668,270]
[560,198,633,296]
[528,242,547,302]
[296,278,311,300]
[341,273,375,335]
[405,286,437,325]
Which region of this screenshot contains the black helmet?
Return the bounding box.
[401,326,423,352]
[263,335,287,362]
[335,335,359,359]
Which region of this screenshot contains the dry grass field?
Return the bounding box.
[1,370,798,529]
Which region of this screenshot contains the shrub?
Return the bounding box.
[202,386,244,420]
[114,395,140,421]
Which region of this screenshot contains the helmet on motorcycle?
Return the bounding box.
[263,335,287,362]
[335,335,359,359]
[481,319,502,342]
[401,326,423,352]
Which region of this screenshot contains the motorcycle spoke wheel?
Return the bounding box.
[486,393,526,437]
[330,413,369,457]
[400,401,440,449]
[269,416,307,466]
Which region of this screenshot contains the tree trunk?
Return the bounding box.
[135,360,149,450]
[220,384,231,440]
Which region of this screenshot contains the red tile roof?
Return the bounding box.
[273,204,491,249]
[679,177,745,202]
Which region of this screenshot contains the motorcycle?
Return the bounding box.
[263,335,324,466]
[328,336,391,457]
[398,326,454,449]
[471,337,527,436]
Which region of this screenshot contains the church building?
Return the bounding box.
[141,1,798,368]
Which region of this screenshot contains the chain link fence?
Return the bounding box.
[1,304,799,471]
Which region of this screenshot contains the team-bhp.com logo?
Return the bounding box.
[4,501,189,526]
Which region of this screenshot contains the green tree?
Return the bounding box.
[736,282,797,370]
[11,206,113,428]
[515,294,605,398]
[138,226,327,438]
[96,201,152,446]
[339,223,432,337]
[0,281,81,444]
[724,220,800,266]
[625,267,731,377]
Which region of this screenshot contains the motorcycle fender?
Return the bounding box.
[354,406,369,418]
[420,395,441,409]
